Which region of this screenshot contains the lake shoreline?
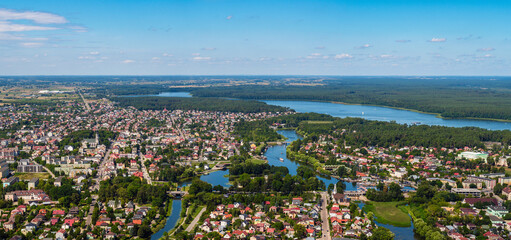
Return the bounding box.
[120,91,511,123]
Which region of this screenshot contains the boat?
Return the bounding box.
[279,158,284,162]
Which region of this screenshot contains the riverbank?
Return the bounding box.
[327,100,511,123]
[150,199,183,240]
[363,201,411,227]
[152,199,174,233]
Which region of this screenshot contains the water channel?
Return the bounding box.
[151,199,182,240]
[151,93,511,239]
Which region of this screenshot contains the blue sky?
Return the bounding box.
[0,0,510,75]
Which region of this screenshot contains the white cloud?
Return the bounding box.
[226,16,232,20]
[122,59,135,63]
[0,21,58,32]
[69,26,87,33]
[257,57,273,62]
[477,47,495,52]
[201,47,216,51]
[162,53,173,57]
[429,38,446,42]
[78,56,95,60]
[334,53,352,59]
[0,9,67,24]
[191,53,200,56]
[355,44,372,49]
[20,42,43,47]
[306,53,329,59]
[89,51,100,55]
[0,32,22,40]
[379,54,394,59]
[0,33,48,42]
[192,56,211,61]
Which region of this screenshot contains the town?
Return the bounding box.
[0,87,511,240]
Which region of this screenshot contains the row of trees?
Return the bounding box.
[268,113,511,148]
[112,96,290,113]
[365,183,404,202]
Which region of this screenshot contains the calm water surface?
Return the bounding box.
[265,130,344,187]
[178,169,230,188]
[141,92,511,130]
[151,199,182,240]
[263,100,511,130]
[150,93,511,239]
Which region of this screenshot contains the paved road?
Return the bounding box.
[139,152,153,185]
[170,115,185,139]
[78,90,91,111]
[185,207,206,232]
[86,203,94,226]
[320,192,332,240]
[170,207,191,236]
[92,149,112,191]
[42,165,56,179]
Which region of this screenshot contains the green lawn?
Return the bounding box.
[15,172,50,180]
[247,158,267,165]
[364,201,411,227]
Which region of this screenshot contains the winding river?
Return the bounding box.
[151,199,182,240]
[151,93,511,239]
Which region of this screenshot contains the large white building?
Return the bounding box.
[458,151,488,161]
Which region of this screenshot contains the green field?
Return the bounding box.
[15,172,51,180]
[247,158,267,165]
[364,201,411,227]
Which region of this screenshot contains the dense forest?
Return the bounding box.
[236,113,511,148]
[98,176,169,205]
[5,76,511,120]
[111,96,290,113]
[235,119,283,142]
[186,77,511,121]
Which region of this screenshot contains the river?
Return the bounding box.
[150,93,511,239]
[151,199,182,240]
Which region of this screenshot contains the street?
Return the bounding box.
[320,192,332,240]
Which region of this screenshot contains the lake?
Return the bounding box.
[142,92,511,130]
[150,92,511,240]
[178,169,230,188]
[151,199,182,240]
[263,100,511,130]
